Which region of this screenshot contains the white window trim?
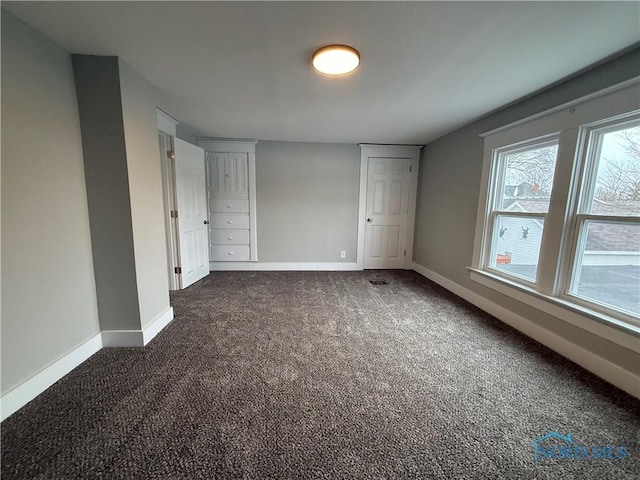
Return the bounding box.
[471,78,640,350]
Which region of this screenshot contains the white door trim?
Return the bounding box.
[156,108,178,137]
[357,144,423,270]
[157,108,181,290]
[158,131,180,290]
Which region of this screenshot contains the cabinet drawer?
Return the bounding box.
[211,245,250,261]
[211,229,249,245]
[210,198,249,213]
[211,213,249,229]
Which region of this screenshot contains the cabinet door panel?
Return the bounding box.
[207,153,228,197]
[225,153,248,196]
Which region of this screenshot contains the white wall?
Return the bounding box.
[255,141,360,263]
[1,11,100,394]
[72,55,171,333]
[72,54,142,332]
[119,61,171,328]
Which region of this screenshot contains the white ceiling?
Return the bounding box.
[3,1,640,144]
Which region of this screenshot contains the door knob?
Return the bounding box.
[367,218,373,223]
[204,220,209,225]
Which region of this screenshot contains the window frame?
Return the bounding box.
[470,78,640,348]
[563,216,640,325]
[560,114,640,325]
[481,135,559,287]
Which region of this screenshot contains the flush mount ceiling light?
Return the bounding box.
[312,45,360,75]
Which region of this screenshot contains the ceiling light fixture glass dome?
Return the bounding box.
[312,45,360,75]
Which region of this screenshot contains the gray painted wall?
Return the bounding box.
[119,60,171,328]
[73,56,171,330]
[1,12,100,394]
[256,141,360,263]
[413,48,640,374]
[72,55,142,331]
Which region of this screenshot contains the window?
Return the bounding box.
[472,80,640,337]
[567,118,640,318]
[486,139,558,283]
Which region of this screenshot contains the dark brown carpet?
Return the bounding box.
[2,270,639,479]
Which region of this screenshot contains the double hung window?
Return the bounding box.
[472,81,640,334]
[486,138,558,284]
[568,118,640,318]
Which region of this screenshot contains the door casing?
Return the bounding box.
[158,130,181,290]
[357,144,423,270]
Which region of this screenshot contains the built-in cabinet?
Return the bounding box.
[200,140,258,266]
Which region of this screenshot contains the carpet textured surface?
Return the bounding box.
[2,270,639,479]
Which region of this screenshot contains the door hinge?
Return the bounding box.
[170,210,178,218]
[175,266,182,274]
[167,150,175,159]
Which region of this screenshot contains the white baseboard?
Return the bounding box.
[1,308,176,420]
[1,333,103,421]
[412,262,640,399]
[210,261,361,271]
[143,307,174,345]
[101,330,145,347]
[102,307,174,347]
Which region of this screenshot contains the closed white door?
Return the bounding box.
[364,157,413,269]
[174,138,209,288]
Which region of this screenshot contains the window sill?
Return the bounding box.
[468,267,640,352]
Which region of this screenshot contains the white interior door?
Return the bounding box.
[174,138,209,288]
[364,157,413,269]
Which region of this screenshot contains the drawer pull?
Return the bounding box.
[227,237,234,240]
[228,252,235,255]
[226,205,232,208]
[227,220,233,224]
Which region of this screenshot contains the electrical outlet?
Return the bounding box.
[340,250,346,259]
